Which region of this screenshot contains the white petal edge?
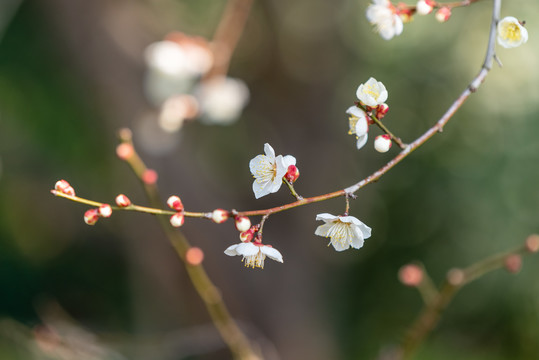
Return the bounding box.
[261,246,283,262]
[263,143,275,160]
[316,213,339,222]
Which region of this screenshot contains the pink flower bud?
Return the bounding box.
[239,228,254,242]
[374,134,392,153]
[235,216,251,232]
[284,165,300,183]
[398,264,423,287]
[98,204,112,218]
[54,180,75,196]
[84,209,100,225]
[142,169,158,185]
[504,254,522,274]
[186,247,204,266]
[115,194,131,207]
[435,7,451,23]
[211,209,229,224]
[167,195,184,211]
[116,143,134,160]
[376,103,389,119]
[525,234,539,253]
[170,212,185,227]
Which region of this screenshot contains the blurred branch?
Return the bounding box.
[116,130,262,360]
[396,234,539,359]
[205,0,254,79]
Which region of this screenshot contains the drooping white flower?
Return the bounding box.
[346,106,369,150]
[315,213,372,251]
[356,77,388,107]
[497,16,528,49]
[196,77,250,125]
[366,0,404,40]
[249,143,296,199]
[225,242,283,268]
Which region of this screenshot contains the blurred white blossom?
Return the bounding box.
[497,16,528,49]
[315,213,372,251]
[225,242,283,268]
[196,77,249,125]
[249,143,296,199]
[366,0,403,40]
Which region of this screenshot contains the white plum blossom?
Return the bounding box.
[225,242,283,268]
[356,77,388,107]
[249,143,296,199]
[497,16,528,49]
[196,77,250,125]
[346,106,369,150]
[315,213,372,251]
[416,0,434,15]
[366,0,403,40]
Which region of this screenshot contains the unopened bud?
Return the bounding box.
[54,179,75,196]
[115,194,131,207]
[374,134,392,153]
[398,264,423,287]
[142,169,158,185]
[167,195,184,211]
[211,209,229,224]
[525,234,539,253]
[186,247,204,266]
[170,212,185,227]
[235,216,251,232]
[376,103,389,119]
[504,254,522,274]
[98,204,112,218]
[435,7,451,22]
[240,228,255,242]
[416,0,435,15]
[284,165,300,183]
[116,143,134,160]
[84,209,100,225]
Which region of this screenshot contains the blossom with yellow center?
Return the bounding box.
[497,16,528,49]
[225,242,283,269]
[346,106,370,150]
[366,0,404,40]
[249,143,296,199]
[315,213,372,251]
[356,77,388,107]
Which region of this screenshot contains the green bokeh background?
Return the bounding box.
[0,0,537,359]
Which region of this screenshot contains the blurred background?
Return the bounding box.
[0,0,538,359]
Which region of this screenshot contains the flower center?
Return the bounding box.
[362,83,380,100]
[327,221,354,248]
[254,156,277,184]
[348,115,358,135]
[243,250,266,268]
[501,22,521,42]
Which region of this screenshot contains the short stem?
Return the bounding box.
[358,104,407,149]
[284,179,303,201]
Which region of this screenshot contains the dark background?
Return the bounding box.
[0,0,538,359]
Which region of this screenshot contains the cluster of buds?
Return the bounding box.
[167,195,185,227]
[84,204,112,226]
[54,180,75,197]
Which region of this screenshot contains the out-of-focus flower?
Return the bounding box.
[115,194,131,207]
[497,16,528,49]
[315,213,372,251]
[347,106,369,150]
[374,134,392,153]
[84,209,100,226]
[249,143,296,199]
[225,242,283,269]
[54,180,75,197]
[196,77,250,125]
[366,0,404,40]
[435,7,451,23]
[356,77,388,107]
[416,0,435,15]
[158,94,199,133]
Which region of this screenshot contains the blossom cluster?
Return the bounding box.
[144,32,249,133]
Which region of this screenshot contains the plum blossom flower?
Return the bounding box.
[196,77,250,125]
[497,16,528,49]
[366,0,403,40]
[315,213,372,251]
[249,143,296,199]
[356,77,388,107]
[225,242,283,268]
[346,106,369,150]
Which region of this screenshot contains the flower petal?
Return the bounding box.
[350,227,365,249]
[263,143,275,160]
[282,155,296,167]
[331,239,350,252]
[235,242,258,257]
[224,244,239,256]
[316,213,338,222]
[261,246,284,262]
[356,134,368,150]
[315,223,334,237]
